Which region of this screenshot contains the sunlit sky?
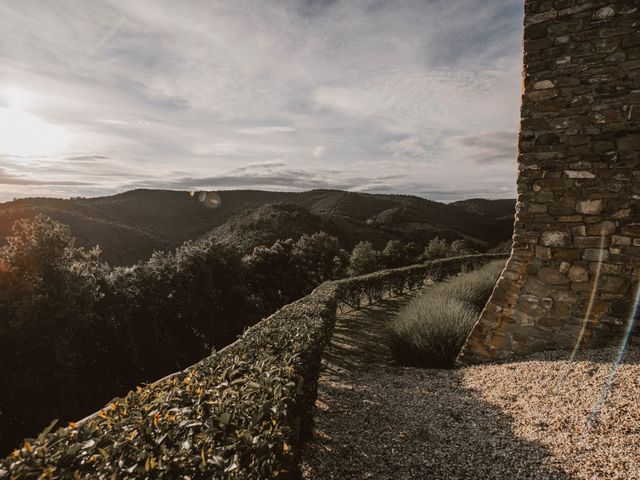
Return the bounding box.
[0,0,523,203]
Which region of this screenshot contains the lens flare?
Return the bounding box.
[582,282,640,436]
[568,233,607,363]
[549,233,606,395]
[191,191,222,209]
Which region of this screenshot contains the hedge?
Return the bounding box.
[0,253,505,479]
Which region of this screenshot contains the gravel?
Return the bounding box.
[300,293,640,479]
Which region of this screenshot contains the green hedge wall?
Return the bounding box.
[0,253,505,479]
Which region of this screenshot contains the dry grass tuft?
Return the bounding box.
[388,260,504,368]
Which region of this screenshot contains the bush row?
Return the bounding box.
[0,254,505,479]
[336,253,507,308]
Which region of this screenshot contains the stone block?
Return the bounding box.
[557,215,583,223]
[525,23,548,40]
[612,208,631,219]
[565,170,595,178]
[538,266,571,285]
[540,230,572,247]
[530,89,560,102]
[586,221,616,235]
[568,265,589,282]
[593,6,616,19]
[535,245,552,260]
[525,9,558,25]
[573,225,587,236]
[583,248,611,261]
[621,225,640,235]
[600,276,628,293]
[576,199,604,215]
[611,235,632,245]
[589,262,628,275]
[553,249,582,260]
[594,38,620,53]
[575,236,609,248]
[534,80,555,90]
[528,204,548,213]
[617,134,640,150]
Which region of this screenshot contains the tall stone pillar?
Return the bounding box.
[461,0,640,363]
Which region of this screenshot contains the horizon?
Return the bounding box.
[0,186,517,206]
[0,1,523,203]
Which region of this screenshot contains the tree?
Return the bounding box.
[293,232,343,286]
[450,239,470,256]
[0,215,107,453]
[382,240,408,269]
[348,241,382,276]
[423,237,449,260]
[242,239,307,316]
[104,237,254,377]
[405,242,422,263]
[332,249,350,279]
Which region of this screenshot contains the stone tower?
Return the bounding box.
[462,0,640,363]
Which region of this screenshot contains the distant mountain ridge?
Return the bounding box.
[0,189,515,265]
[449,198,516,221]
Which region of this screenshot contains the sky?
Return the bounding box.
[0,0,524,203]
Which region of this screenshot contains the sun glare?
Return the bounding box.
[0,88,70,157]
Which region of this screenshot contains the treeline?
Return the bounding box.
[0,214,475,453]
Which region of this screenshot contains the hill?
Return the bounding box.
[449,198,516,221]
[0,190,515,265]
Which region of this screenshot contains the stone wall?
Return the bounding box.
[461,0,640,363]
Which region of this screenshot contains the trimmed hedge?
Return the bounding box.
[335,254,506,308]
[0,253,505,479]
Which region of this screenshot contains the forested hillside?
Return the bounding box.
[449,198,516,221]
[0,190,515,265]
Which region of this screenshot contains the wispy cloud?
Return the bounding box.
[444,131,518,165]
[125,160,401,192]
[237,126,297,135]
[0,0,522,202]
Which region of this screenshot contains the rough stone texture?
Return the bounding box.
[462,0,640,363]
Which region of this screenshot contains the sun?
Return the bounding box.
[0,88,70,157]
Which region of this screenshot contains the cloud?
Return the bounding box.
[444,131,518,164]
[237,126,297,135]
[0,0,523,202]
[64,155,111,162]
[0,166,95,186]
[125,161,402,193]
[312,145,326,158]
[385,136,429,158]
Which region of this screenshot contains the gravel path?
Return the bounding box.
[300,292,640,479]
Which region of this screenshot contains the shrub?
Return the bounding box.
[388,259,504,368]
